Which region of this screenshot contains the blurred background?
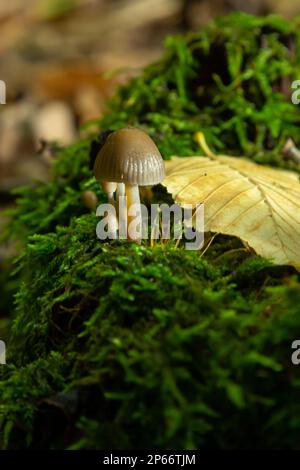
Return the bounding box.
[0,0,299,286]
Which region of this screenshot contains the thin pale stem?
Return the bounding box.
[126,184,141,244]
[117,183,127,238]
[102,181,118,239]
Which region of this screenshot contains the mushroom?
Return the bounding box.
[82,190,98,211]
[281,138,300,165]
[93,128,165,243]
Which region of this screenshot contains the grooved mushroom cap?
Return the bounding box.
[93,128,165,186]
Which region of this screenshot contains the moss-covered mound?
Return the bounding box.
[1,13,300,449]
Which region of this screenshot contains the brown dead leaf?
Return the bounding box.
[162,133,300,270]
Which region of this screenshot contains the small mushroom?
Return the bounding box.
[98,180,118,239]
[102,181,117,205]
[93,128,165,243]
[82,190,98,210]
[281,138,300,165]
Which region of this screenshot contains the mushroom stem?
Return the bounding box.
[117,183,127,238]
[107,192,115,204]
[117,183,125,197]
[102,181,118,239]
[103,181,117,199]
[126,184,142,243]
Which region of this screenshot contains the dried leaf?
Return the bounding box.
[162,134,300,270]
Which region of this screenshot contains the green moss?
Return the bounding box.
[2,227,300,449]
[100,12,300,165]
[1,12,300,449]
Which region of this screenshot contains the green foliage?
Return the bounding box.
[1,12,300,450]
[101,12,300,165]
[2,224,300,448]
[0,352,68,448]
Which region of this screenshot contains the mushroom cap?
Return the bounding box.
[93,128,165,186]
